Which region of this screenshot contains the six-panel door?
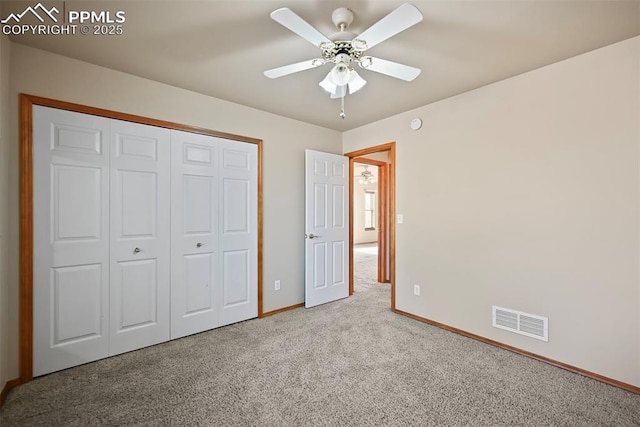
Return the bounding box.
[304,150,349,308]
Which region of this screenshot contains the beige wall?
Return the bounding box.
[2,43,342,381]
[344,36,640,387]
[0,34,11,390]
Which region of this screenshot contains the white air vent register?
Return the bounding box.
[492,306,548,342]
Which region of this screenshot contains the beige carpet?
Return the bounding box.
[1,250,639,426]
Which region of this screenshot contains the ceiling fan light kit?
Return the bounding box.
[358,165,376,185]
[264,3,423,119]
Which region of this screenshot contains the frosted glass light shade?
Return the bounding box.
[330,63,351,86]
[348,70,366,94]
[319,71,337,93]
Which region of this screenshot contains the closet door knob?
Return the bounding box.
[197,242,204,248]
[133,247,141,254]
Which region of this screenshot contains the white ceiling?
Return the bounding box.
[2,0,639,131]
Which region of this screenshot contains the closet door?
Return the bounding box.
[33,106,110,376]
[219,140,258,326]
[109,120,171,355]
[170,131,219,339]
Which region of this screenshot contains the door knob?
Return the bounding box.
[133,247,141,254]
[307,233,320,239]
[197,242,204,248]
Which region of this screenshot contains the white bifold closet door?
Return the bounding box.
[33,108,172,374]
[33,105,257,376]
[170,131,220,338]
[109,120,171,355]
[33,106,111,376]
[217,138,258,326]
[170,131,258,338]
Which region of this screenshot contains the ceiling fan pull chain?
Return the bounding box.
[340,91,346,119]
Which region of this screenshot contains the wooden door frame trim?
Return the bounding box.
[344,142,396,309]
[0,378,21,408]
[352,157,388,283]
[352,157,387,166]
[19,93,264,383]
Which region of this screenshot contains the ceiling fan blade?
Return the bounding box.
[271,8,331,48]
[361,57,421,81]
[264,59,323,79]
[355,3,423,50]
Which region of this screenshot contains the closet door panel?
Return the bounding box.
[115,259,158,328]
[222,250,250,307]
[184,253,215,312]
[109,120,171,356]
[170,131,219,339]
[219,141,258,326]
[118,170,157,237]
[51,265,103,341]
[33,106,110,376]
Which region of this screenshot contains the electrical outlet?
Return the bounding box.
[275,280,281,291]
[413,284,420,296]
[397,214,404,224]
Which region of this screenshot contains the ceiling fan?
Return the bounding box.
[264,3,423,118]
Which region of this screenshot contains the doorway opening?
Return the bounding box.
[345,143,396,309]
[353,158,386,291]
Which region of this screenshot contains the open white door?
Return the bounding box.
[305,150,349,308]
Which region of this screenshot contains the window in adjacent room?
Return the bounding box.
[364,190,376,230]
